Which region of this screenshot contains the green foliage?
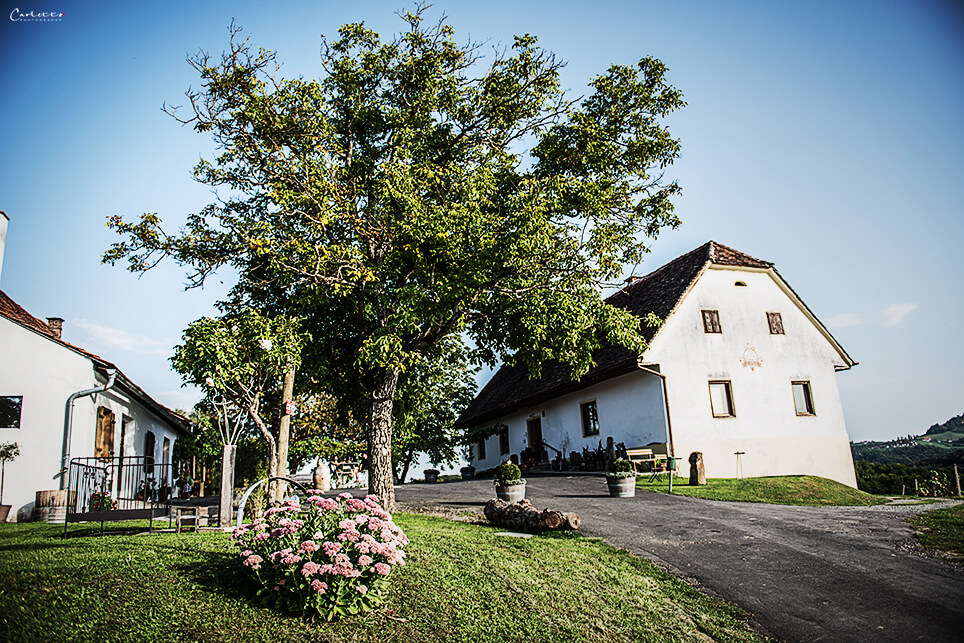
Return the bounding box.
[496,462,522,484]
[0,442,19,463]
[924,413,964,436]
[286,393,367,469]
[854,461,960,497]
[637,475,888,506]
[172,310,305,406]
[392,338,478,480]
[609,458,633,474]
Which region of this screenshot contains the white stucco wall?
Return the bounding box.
[0,317,184,520]
[470,370,668,470]
[642,266,857,487]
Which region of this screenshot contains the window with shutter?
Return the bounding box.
[94,406,115,460]
[767,312,785,335]
[702,309,722,333]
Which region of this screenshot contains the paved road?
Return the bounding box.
[393,476,964,643]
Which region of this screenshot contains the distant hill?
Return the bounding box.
[851,412,964,467]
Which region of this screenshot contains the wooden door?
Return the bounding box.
[526,417,543,451]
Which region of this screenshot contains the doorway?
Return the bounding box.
[526,417,543,451]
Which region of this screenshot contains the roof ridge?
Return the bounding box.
[706,240,772,268]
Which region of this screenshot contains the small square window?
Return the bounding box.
[0,396,23,429]
[580,400,600,437]
[702,310,722,334]
[499,427,509,455]
[792,381,815,416]
[708,381,735,417]
[477,439,486,460]
[768,312,785,335]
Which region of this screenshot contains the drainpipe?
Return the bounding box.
[637,365,675,459]
[60,369,118,489]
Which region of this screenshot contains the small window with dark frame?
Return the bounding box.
[0,396,23,429]
[144,431,156,473]
[498,427,509,455]
[792,381,815,416]
[702,309,722,334]
[767,312,785,335]
[477,439,486,460]
[708,381,735,417]
[580,400,600,437]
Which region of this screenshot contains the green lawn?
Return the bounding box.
[0,515,766,642]
[910,503,964,563]
[636,474,888,506]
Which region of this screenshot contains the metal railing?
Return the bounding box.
[64,456,174,537]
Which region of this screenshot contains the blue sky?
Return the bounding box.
[1,0,961,442]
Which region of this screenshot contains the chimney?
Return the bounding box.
[47,317,64,339]
[0,210,8,285]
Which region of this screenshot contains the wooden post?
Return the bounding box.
[219,444,236,528]
[273,366,296,504]
[914,479,919,497]
[954,464,961,497]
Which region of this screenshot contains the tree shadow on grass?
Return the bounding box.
[174,547,254,602]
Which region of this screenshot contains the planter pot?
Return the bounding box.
[460,467,476,481]
[424,469,440,484]
[0,505,9,523]
[606,475,636,498]
[495,481,526,502]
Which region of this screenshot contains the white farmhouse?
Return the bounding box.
[457,241,858,487]
[0,212,189,521]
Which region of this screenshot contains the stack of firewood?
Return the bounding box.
[483,498,581,531]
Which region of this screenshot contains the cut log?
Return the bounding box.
[483,498,581,532]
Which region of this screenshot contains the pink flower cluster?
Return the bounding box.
[231,491,408,619]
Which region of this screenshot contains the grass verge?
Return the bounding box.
[0,515,766,642]
[910,503,964,564]
[636,475,888,506]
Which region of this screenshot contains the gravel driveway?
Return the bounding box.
[393,475,964,643]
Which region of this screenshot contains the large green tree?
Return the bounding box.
[105,7,684,509]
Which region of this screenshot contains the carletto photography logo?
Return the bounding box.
[10,8,66,22]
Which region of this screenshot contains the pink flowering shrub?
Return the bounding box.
[232,492,408,620]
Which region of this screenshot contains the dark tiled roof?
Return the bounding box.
[0,288,191,433]
[456,241,771,428]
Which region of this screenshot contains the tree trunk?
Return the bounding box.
[273,366,296,503]
[218,444,236,529]
[368,367,400,511]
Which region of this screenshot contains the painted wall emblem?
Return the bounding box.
[740,344,763,371]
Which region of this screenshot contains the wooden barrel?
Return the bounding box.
[34,490,75,524]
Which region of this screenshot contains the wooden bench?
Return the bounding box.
[625,448,655,474]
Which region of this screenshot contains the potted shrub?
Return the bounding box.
[606,458,636,498]
[423,468,440,484]
[460,465,476,481]
[494,462,526,502]
[0,442,20,522]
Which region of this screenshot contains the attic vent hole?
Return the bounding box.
[735,281,747,287]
